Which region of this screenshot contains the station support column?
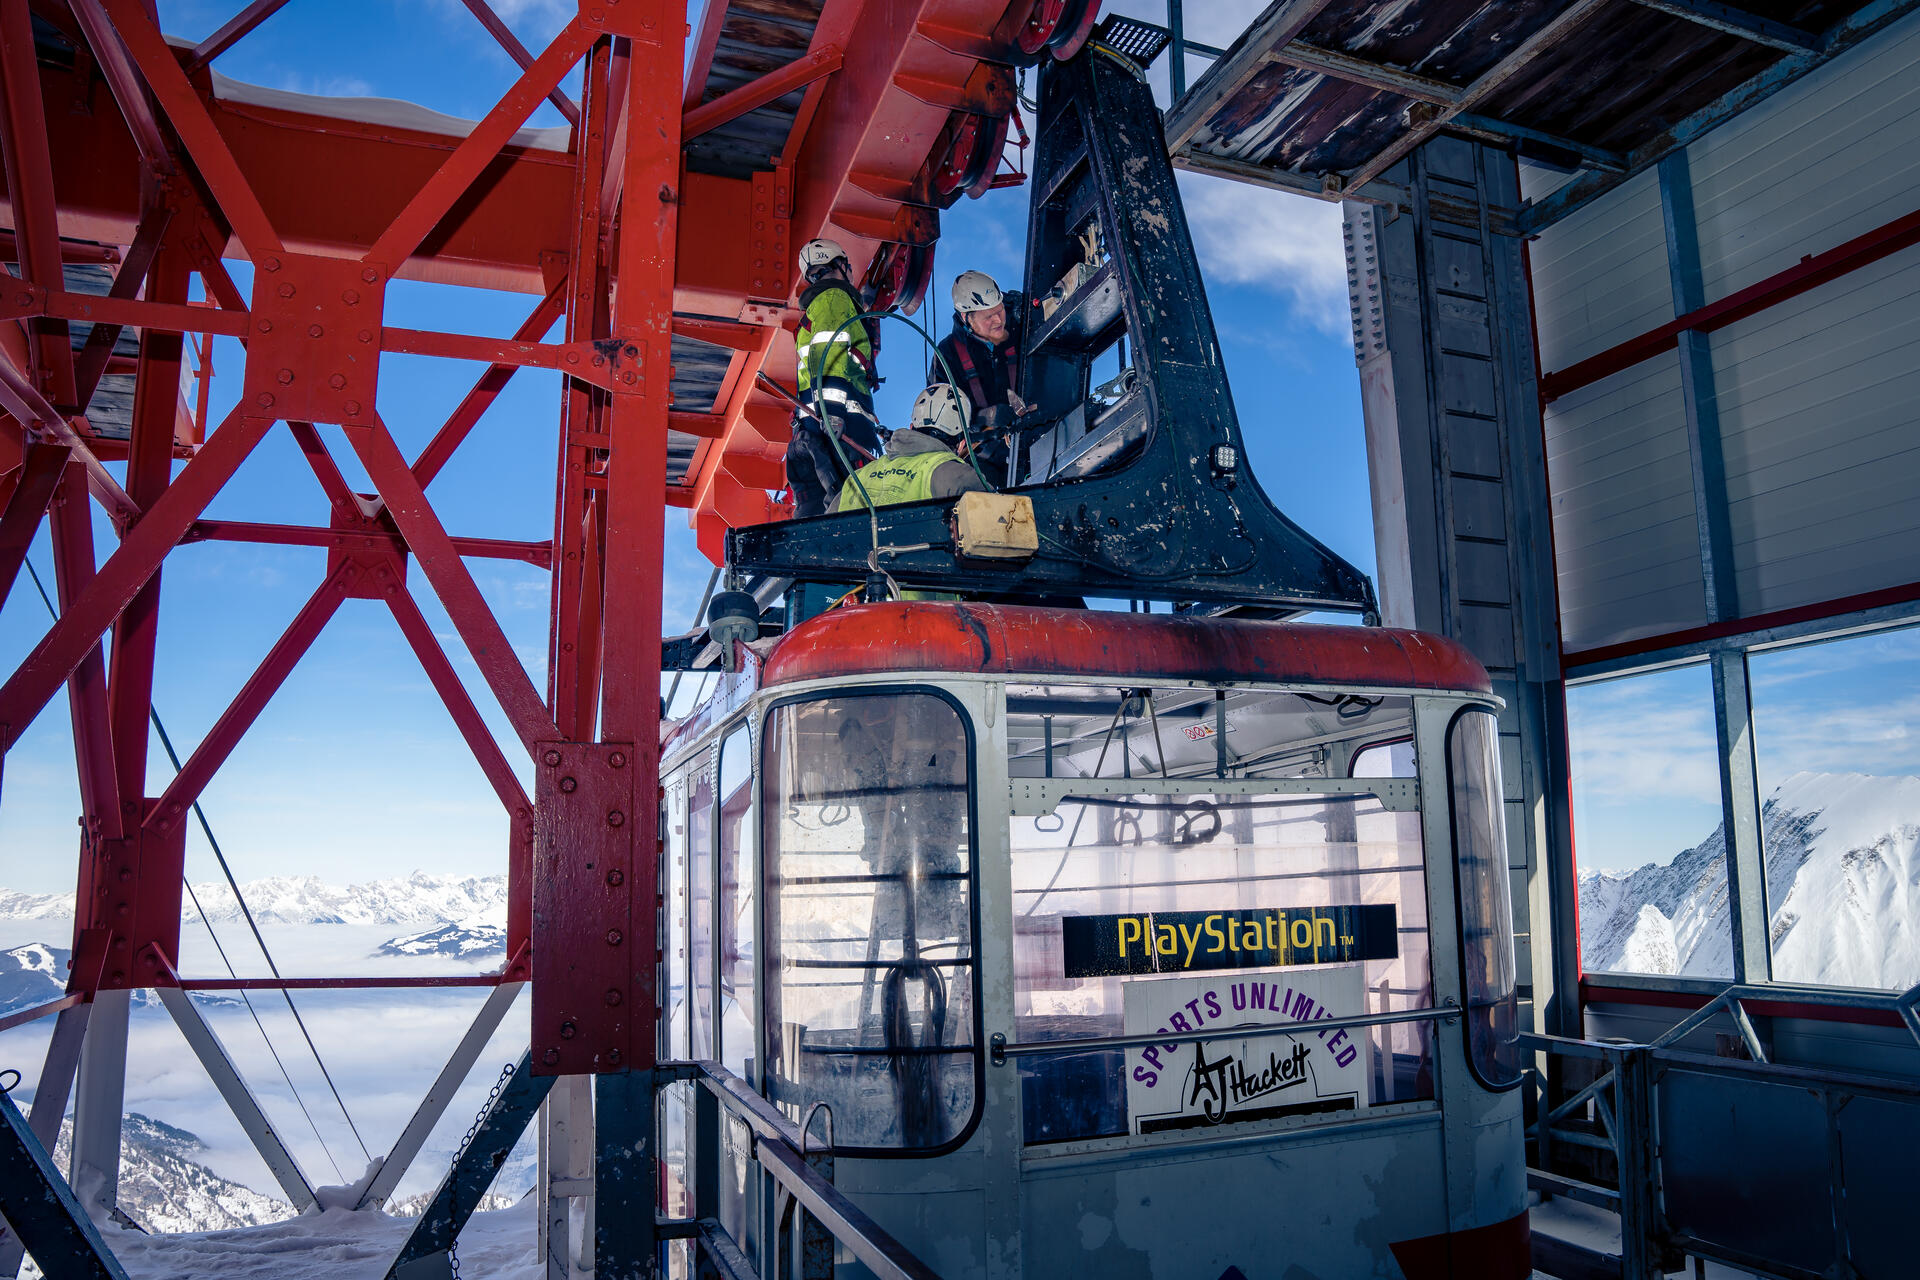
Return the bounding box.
[1343,137,1580,1038]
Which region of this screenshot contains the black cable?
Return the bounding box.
[20,556,368,1171]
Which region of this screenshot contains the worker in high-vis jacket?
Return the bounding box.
[837,383,986,515]
[837,384,986,601]
[787,238,885,518]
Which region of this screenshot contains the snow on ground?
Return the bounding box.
[30,1201,540,1280]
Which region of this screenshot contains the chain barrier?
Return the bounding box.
[447,1059,517,1280]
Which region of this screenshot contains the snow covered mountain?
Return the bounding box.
[0,943,70,1018]
[44,1114,293,1235]
[1580,772,1920,988]
[0,871,507,929]
[378,919,508,959]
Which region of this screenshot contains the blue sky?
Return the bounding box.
[1567,624,1920,873]
[1,1,1374,894]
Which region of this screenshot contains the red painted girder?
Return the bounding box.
[0,408,271,754]
[285,420,360,510]
[184,0,295,75]
[368,17,594,269]
[93,0,284,257]
[0,231,121,265]
[683,45,845,142]
[345,415,557,756]
[9,53,775,304]
[64,0,174,173]
[413,284,568,487]
[44,462,123,843]
[0,442,67,603]
[71,207,171,412]
[457,0,582,127]
[177,974,503,990]
[182,520,553,566]
[762,604,1495,694]
[0,0,79,406]
[0,993,83,1034]
[0,347,140,526]
[143,565,350,832]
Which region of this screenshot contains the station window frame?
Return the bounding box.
[757,681,987,1160]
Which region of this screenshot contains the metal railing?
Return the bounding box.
[666,1062,940,1280]
[1526,980,1920,1280]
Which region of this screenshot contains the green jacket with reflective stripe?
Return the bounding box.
[836,448,955,511]
[796,280,874,395]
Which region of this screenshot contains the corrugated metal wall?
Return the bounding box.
[1530,10,1920,652]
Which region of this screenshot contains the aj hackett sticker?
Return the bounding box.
[1123,967,1368,1134]
[1061,904,1397,977]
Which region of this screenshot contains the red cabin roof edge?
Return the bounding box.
[759,603,1493,695]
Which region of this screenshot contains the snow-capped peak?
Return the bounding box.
[0,872,508,929]
[1581,771,1920,989]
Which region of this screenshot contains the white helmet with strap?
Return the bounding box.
[911,383,971,445]
[951,270,1003,314]
[798,238,850,279]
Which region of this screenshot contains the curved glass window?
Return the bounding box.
[1006,685,1433,1144]
[1447,708,1522,1090]
[762,690,979,1155]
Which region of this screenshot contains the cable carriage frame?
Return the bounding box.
[657,603,1531,1279]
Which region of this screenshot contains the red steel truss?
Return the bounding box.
[0,0,1057,1096]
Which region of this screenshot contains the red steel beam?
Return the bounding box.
[143,566,350,831]
[0,232,121,265]
[0,0,79,406]
[345,415,557,755]
[413,283,568,487]
[683,45,845,142]
[177,974,502,990]
[185,0,296,75]
[44,462,123,842]
[457,0,582,128]
[64,0,174,173]
[104,243,190,811]
[0,408,272,753]
[1542,204,1920,403]
[0,993,83,1035]
[366,17,593,270]
[94,0,285,258]
[0,442,67,603]
[71,205,172,412]
[183,520,553,567]
[284,421,361,510]
[0,349,141,526]
[384,586,533,820]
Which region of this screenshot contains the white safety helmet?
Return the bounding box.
[911,383,971,445]
[798,238,850,279]
[951,270,1003,314]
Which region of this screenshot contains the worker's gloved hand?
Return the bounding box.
[977,404,1009,432]
[1008,391,1033,416]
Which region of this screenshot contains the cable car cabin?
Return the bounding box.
[658,603,1529,1280]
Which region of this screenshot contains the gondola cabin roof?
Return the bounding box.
[759,603,1492,692]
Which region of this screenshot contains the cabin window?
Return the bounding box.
[718,723,757,1082]
[660,763,694,1227]
[691,755,716,1059]
[1006,684,1433,1144]
[1448,708,1523,1090]
[761,689,980,1155]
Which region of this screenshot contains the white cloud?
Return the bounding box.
[1567,678,1720,805]
[1176,173,1351,337]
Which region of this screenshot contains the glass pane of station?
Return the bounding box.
[1568,663,1733,979]
[1749,625,1920,990]
[1005,685,1430,1143]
